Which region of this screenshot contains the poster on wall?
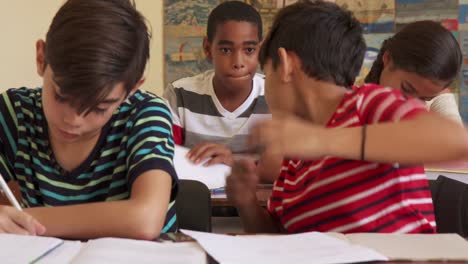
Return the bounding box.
[395,0,458,31]
[336,0,395,33]
[459,31,468,123]
[460,0,468,30]
[163,0,284,86]
[163,0,465,122]
[164,0,217,86]
[356,33,393,85]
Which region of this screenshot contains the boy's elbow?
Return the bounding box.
[133,225,162,241]
[457,137,468,159]
[129,208,165,240]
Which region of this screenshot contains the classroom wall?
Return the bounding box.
[0,0,165,95]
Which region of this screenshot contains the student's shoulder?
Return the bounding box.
[126,90,169,109]
[353,83,386,94]
[253,72,266,92]
[0,87,41,109]
[170,69,214,95]
[2,87,40,100]
[122,90,170,118]
[352,83,404,102]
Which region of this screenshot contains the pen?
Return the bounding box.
[0,174,22,211]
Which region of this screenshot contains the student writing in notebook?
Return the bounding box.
[0,0,177,239]
[365,20,463,124]
[164,1,279,181]
[226,1,468,233]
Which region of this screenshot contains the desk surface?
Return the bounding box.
[160,233,468,264]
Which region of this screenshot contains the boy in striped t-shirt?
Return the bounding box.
[0,0,177,240]
[226,1,468,234]
[164,1,272,168]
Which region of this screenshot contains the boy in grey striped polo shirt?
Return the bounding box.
[164,2,276,178]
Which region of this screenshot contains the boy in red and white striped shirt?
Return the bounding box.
[226,1,467,234]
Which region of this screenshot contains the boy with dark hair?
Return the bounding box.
[226,0,468,233]
[0,0,177,239]
[164,1,272,168]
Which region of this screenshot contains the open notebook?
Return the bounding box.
[0,234,206,264]
[174,145,231,189]
[182,229,468,264]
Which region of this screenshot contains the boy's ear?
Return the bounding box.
[382,51,391,68]
[202,37,212,61]
[277,47,294,83]
[36,40,46,77]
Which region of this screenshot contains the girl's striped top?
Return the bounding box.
[267,84,436,234]
[0,88,178,233]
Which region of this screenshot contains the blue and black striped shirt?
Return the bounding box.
[0,88,178,233]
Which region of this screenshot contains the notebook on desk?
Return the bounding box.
[174,145,231,189]
[0,234,206,264]
[182,229,468,264]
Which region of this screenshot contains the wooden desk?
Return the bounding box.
[425,160,468,184]
[160,233,468,264]
[0,180,21,206]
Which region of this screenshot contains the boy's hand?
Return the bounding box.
[250,116,327,159]
[187,142,234,166]
[226,159,259,207]
[0,206,46,235]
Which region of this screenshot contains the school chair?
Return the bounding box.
[175,179,212,232]
[429,175,468,236]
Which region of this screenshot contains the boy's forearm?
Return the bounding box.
[325,113,468,164]
[257,152,283,183]
[237,203,280,233]
[26,170,171,240]
[26,199,164,240]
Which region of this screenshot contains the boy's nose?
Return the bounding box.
[233,63,245,70]
[62,107,83,128]
[232,52,245,70]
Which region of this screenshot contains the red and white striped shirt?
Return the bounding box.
[267,84,436,234]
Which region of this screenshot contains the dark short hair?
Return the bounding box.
[45,0,150,114]
[207,1,262,42]
[259,0,366,87]
[365,20,462,86]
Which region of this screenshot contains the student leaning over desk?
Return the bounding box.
[0,0,177,240]
[226,1,468,234]
[364,20,463,124]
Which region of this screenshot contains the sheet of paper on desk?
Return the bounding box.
[182,229,388,264]
[0,233,65,263]
[71,238,206,264]
[174,145,231,189]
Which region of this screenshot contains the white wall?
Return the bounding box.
[0,0,165,95]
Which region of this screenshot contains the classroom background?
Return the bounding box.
[164,0,468,123]
[2,0,468,121]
